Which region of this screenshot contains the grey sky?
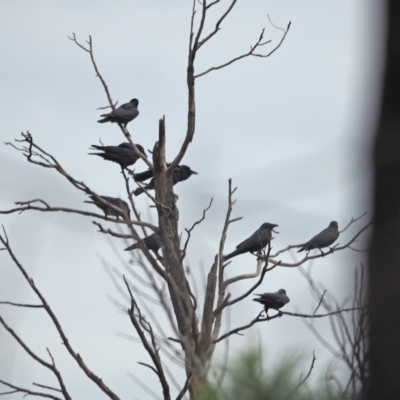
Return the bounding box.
[0,1,383,398]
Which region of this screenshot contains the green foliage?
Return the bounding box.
[198,347,358,400]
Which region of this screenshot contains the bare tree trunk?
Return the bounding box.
[152,119,205,398]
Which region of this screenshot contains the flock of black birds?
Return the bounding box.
[86,98,341,316]
[87,98,198,217]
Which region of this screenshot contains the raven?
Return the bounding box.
[89,142,146,169]
[84,195,130,220]
[125,233,161,254]
[223,222,278,261]
[133,165,197,196]
[253,289,290,312]
[97,99,139,127]
[297,221,339,253]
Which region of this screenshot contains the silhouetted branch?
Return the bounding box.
[292,351,317,394]
[0,316,71,400]
[68,34,115,111]
[195,21,291,78]
[300,264,369,396]
[281,308,364,318]
[0,199,148,228]
[0,229,121,400]
[215,261,279,315]
[270,214,371,259]
[181,198,213,260]
[211,179,238,344]
[196,0,237,50]
[68,34,151,168]
[93,221,156,238]
[175,376,192,400]
[0,301,43,308]
[0,380,62,400]
[214,310,282,343]
[268,220,372,267]
[123,276,171,400]
[32,382,61,393]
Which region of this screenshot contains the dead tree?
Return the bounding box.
[0,2,371,399]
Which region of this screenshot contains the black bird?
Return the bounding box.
[297,221,339,253]
[97,99,139,127]
[253,289,290,312]
[223,223,278,261]
[84,195,130,220]
[125,233,161,254]
[89,142,146,169]
[133,165,198,196]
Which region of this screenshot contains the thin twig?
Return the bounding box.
[0,230,120,400]
[281,308,365,319]
[123,276,171,400]
[214,310,282,343]
[0,301,43,308]
[0,380,62,400]
[181,198,213,260]
[292,351,317,394]
[195,22,291,78]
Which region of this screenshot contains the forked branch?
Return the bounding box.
[195,21,291,78]
[123,276,171,400]
[0,229,121,400]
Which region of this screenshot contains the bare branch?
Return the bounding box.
[0,380,62,400]
[313,290,328,315]
[0,317,72,400]
[211,179,237,344]
[340,212,368,233]
[214,310,283,343]
[215,261,279,314]
[292,351,317,394]
[123,276,171,400]
[175,373,192,400]
[120,168,148,236]
[137,361,159,375]
[195,22,291,78]
[270,214,371,259]
[216,306,231,388]
[222,258,264,288]
[93,221,156,239]
[0,200,129,225]
[280,308,365,319]
[181,198,213,260]
[0,301,43,308]
[68,34,114,108]
[0,230,120,400]
[32,383,61,393]
[267,220,373,267]
[196,0,237,50]
[68,35,151,169]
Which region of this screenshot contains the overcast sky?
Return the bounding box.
[0,1,385,399]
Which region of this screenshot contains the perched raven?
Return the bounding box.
[297,221,339,253]
[125,233,161,254]
[97,99,139,127]
[84,195,130,220]
[133,165,198,196]
[89,142,146,169]
[253,289,290,312]
[223,223,278,261]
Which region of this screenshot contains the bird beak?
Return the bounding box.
[191,170,198,175]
